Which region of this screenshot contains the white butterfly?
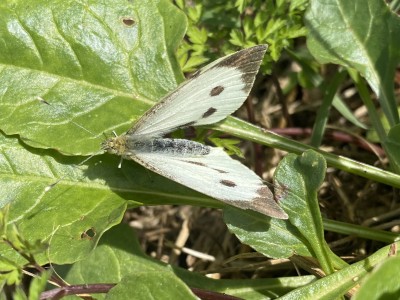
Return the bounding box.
[102,45,288,219]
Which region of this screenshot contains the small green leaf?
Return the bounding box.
[208,136,244,158]
[229,29,245,47]
[225,151,332,261]
[274,150,341,273]
[286,25,308,39]
[187,4,202,23]
[5,223,49,256]
[265,19,286,38]
[255,11,269,28]
[290,0,309,10]
[243,17,255,38]
[235,0,247,14]
[106,273,197,300]
[225,208,312,259]
[175,0,184,10]
[181,55,209,73]
[28,270,51,300]
[187,27,208,45]
[275,151,324,222]
[0,257,23,286]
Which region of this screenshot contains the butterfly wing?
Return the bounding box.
[128,45,267,138]
[130,144,288,219]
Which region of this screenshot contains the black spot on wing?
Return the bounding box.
[220,179,237,187]
[210,86,224,96]
[202,107,217,118]
[213,168,228,174]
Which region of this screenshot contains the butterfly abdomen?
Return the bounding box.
[127,138,211,156]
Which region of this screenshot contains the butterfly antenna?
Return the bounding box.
[37,96,51,105]
[44,179,63,192]
[118,156,123,169]
[77,153,96,166]
[37,97,102,141]
[37,96,104,191]
[46,224,71,288]
[70,120,99,139]
[44,153,98,192]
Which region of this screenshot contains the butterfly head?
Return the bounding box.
[101,135,127,156]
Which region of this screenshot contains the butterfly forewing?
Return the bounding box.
[128,45,267,138]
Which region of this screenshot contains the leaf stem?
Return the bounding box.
[216,117,400,188]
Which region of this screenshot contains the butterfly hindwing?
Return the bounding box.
[129,139,287,219]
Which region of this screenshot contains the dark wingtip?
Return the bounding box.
[250,196,288,219]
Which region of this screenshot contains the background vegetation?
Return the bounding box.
[0,0,399,299]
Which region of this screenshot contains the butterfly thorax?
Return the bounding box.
[101,135,128,156]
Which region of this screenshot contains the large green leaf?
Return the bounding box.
[305,0,400,126]
[0,133,220,265]
[59,225,196,299]
[0,133,127,264]
[60,224,316,299]
[0,0,186,155]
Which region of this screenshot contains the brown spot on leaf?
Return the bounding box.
[122,17,135,26]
